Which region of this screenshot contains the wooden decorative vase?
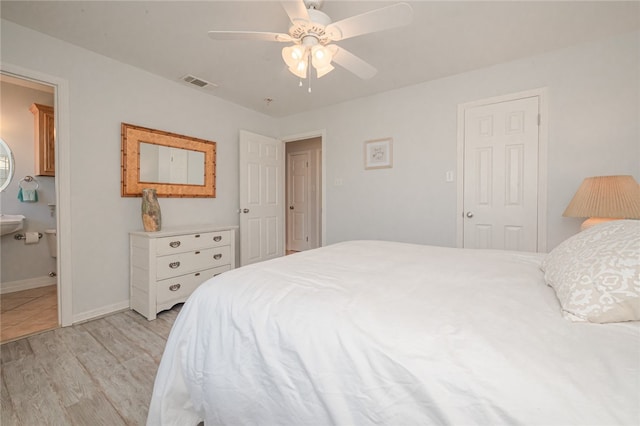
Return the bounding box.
[141,188,162,232]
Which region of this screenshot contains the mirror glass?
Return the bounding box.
[0,138,15,192]
[139,142,205,185]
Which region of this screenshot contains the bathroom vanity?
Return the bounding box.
[129,225,236,320]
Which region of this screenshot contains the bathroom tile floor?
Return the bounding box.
[0,285,58,344]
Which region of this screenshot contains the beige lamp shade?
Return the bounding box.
[563,175,640,230]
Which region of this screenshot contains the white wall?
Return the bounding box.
[279,30,640,251]
[0,81,57,289]
[1,20,277,320]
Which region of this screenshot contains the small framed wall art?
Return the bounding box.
[364,137,393,170]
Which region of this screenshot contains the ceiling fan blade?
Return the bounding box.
[325,2,413,42]
[330,46,377,80]
[281,0,310,24]
[208,31,292,42]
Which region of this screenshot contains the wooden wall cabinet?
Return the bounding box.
[29,103,55,176]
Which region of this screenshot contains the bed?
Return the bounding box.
[147,220,640,425]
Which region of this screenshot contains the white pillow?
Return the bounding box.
[541,220,640,323]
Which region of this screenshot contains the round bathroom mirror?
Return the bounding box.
[0,138,16,192]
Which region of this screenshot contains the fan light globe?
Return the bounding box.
[291,45,305,60]
[286,50,308,78]
[282,45,307,68]
[288,65,306,79]
[311,45,332,69]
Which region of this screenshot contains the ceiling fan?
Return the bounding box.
[207,0,413,84]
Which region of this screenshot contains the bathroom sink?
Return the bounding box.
[0,214,25,236]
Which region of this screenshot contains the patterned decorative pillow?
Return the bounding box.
[541,220,640,323]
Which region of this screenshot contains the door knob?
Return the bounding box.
[242,208,249,213]
[466,211,474,218]
[289,206,294,210]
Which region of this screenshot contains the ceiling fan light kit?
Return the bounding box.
[282,36,336,80]
[208,0,413,88]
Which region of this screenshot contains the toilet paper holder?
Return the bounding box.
[14,232,43,241]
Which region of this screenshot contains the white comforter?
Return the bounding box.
[148,241,640,426]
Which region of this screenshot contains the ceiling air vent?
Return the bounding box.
[181,74,217,90]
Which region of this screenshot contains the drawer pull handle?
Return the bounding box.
[195,272,201,277]
[213,254,223,260]
[169,284,181,292]
[195,251,201,255]
[213,236,222,242]
[169,261,181,269]
[169,241,181,248]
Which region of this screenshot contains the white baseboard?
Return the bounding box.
[1,278,131,326]
[0,275,57,294]
[72,300,130,324]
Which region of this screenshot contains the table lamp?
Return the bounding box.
[563,175,640,231]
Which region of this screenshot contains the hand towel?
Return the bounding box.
[17,188,38,202]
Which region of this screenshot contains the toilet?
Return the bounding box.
[45,229,57,258]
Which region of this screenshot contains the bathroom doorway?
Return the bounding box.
[0,73,59,343]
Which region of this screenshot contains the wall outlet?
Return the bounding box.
[445,171,454,182]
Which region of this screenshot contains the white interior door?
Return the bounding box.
[239,130,284,266]
[287,151,310,252]
[463,96,540,251]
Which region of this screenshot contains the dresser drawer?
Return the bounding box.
[156,245,231,280]
[156,265,231,308]
[156,230,232,255]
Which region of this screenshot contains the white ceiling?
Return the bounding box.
[2,1,638,117]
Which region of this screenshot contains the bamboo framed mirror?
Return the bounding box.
[121,123,216,197]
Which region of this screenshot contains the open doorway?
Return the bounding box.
[0,73,58,343]
[238,130,325,265]
[1,63,71,331]
[285,137,322,255]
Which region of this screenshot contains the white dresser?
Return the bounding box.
[130,225,237,320]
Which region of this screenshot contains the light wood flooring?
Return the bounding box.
[1,285,59,344]
[1,305,181,425]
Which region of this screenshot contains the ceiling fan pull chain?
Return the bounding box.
[308,51,312,93]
